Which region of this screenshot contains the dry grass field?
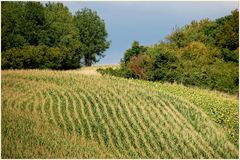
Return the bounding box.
[1,69,238,158]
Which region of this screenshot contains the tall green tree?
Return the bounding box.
[21,2,46,46]
[1,2,25,51]
[74,8,110,66]
[213,9,239,50]
[44,2,81,68]
[1,1,46,50]
[44,2,79,48]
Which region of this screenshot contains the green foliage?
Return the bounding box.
[74,8,110,66]
[1,2,26,51]
[21,2,46,46]
[213,9,239,50]
[166,9,239,52]
[122,41,147,64]
[97,66,133,78]
[147,43,178,82]
[44,2,80,49]
[1,2,110,69]
[1,2,52,51]
[166,19,215,48]
[99,10,239,94]
[128,54,154,80]
[1,1,47,49]
[99,41,149,79]
[221,48,239,63]
[1,45,81,69]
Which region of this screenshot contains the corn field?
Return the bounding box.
[1,70,238,158]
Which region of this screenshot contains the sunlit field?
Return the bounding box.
[1,69,238,158]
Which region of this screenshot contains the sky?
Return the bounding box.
[60,1,238,65]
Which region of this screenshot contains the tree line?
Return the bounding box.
[2,1,110,69]
[98,9,239,94]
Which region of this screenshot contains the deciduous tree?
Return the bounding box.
[74,8,110,66]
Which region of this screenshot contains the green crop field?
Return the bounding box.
[1,69,239,158]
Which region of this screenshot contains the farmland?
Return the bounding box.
[1,69,239,158]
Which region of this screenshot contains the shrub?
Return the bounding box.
[96,66,132,78]
[1,45,81,69]
[121,41,147,64]
[128,54,154,80]
[98,10,239,94]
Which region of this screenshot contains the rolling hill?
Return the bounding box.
[1,69,238,158]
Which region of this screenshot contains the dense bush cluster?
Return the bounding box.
[1,2,109,69]
[99,10,239,94]
[2,45,81,69]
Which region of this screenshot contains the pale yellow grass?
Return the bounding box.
[66,64,119,76]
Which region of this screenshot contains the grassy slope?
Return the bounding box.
[128,79,238,146]
[2,108,115,158]
[1,70,239,158]
[157,83,238,146]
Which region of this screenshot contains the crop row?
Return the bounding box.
[1,71,238,158]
